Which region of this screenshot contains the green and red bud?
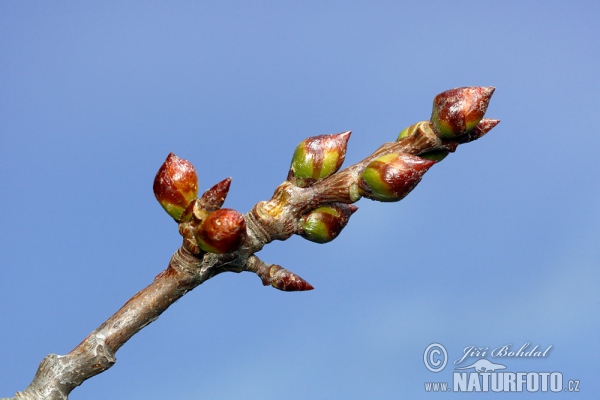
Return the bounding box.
[153,153,199,221]
[195,208,247,254]
[358,153,435,202]
[431,86,495,139]
[288,131,351,188]
[298,203,358,244]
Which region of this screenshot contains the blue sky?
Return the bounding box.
[1,1,599,398]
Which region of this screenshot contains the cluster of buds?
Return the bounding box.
[286,131,359,243]
[153,153,246,255]
[152,86,498,288]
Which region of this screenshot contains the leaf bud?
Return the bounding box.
[195,208,247,254]
[431,86,495,139]
[198,177,232,212]
[153,153,199,221]
[260,264,314,292]
[298,203,358,244]
[397,121,431,141]
[455,118,501,144]
[358,153,435,202]
[288,131,351,188]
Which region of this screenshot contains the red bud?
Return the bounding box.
[431,87,495,139]
[259,264,314,291]
[153,153,199,221]
[198,178,232,212]
[195,208,246,253]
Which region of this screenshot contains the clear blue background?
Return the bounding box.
[1,1,598,398]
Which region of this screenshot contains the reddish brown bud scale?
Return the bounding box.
[198,178,232,212]
[458,118,501,143]
[358,153,435,202]
[261,264,314,291]
[288,131,351,187]
[195,208,247,254]
[431,87,495,139]
[153,153,199,221]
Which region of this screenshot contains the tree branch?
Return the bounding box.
[6,86,499,399]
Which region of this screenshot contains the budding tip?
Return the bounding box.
[485,118,501,128]
[347,204,359,214]
[220,177,233,192]
[477,118,501,135]
[339,130,352,141]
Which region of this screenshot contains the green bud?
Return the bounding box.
[153,153,199,221]
[288,131,351,188]
[358,153,435,202]
[431,87,495,139]
[195,208,246,254]
[418,150,449,162]
[397,121,431,141]
[298,203,358,244]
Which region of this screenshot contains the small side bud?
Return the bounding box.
[456,118,501,144]
[153,153,199,221]
[195,208,246,253]
[397,121,431,141]
[261,264,314,292]
[298,203,357,244]
[358,153,435,202]
[198,178,232,212]
[431,87,495,139]
[288,131,351,188]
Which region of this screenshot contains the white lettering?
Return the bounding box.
[550,372,562,392]
[491,373,503,392]
[451,371,564,393]
[480,372,490,391]
[539,372,550,392]
[454,345,487,364]
[516,372,526,391]
[504,372,516,391]
[515,342,530,357]
[454,372,467,392]
[527,372,538,392]
[467,372,481,391]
